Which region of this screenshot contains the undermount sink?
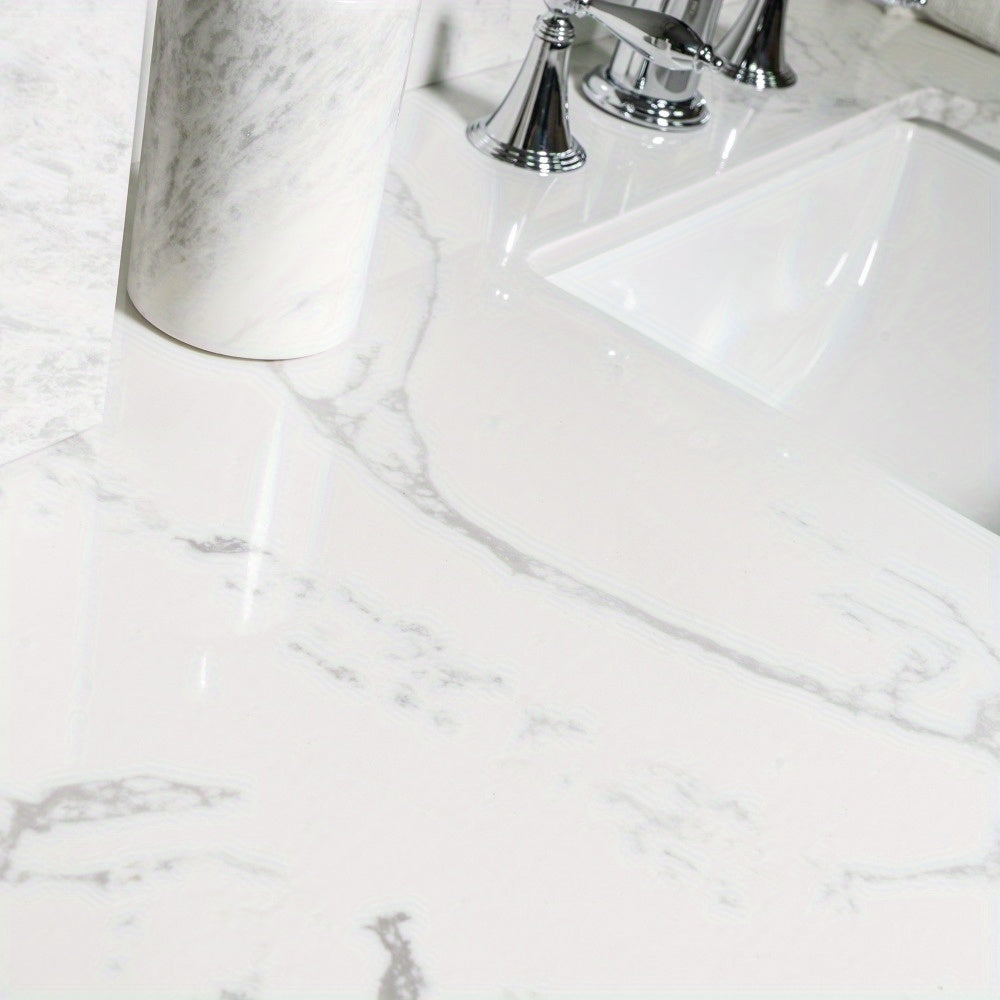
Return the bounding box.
[538,118,1000,532]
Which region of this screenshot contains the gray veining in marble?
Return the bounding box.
[0,1,145,466]
[128,0,419,359]
[2,4,1000,990]
[275,173,1000,762]
[369,913,425,1000]
[0,776,239,884]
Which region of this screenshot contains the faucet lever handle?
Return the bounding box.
[548,0,723,71]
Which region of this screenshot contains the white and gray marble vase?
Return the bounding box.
[128,0,420,360]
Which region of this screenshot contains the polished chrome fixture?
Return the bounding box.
[467,0,723,172]
[467,12,585,174]
[584,0,725,129]
[584,0,797,131]
[552,0,722,67]
[716,0,797,90]
[467,0,800,170]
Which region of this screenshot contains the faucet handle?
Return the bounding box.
[549,0,723,72]
[466,0,727,173]
[716,0,796,89]
[467,12,586,173]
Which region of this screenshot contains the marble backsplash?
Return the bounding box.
[0,1,146,467]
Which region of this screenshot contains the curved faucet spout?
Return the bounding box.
[546,0,723,70]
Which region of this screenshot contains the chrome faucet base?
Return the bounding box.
[719,60,796,89]
[577,0,723,132]
[467,1,726,173]
[715,0,796,90]
[466,13,586,174]
[582,66,709,129]
[466,119,586,173]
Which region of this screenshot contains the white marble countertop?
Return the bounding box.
[3,1,1000,996]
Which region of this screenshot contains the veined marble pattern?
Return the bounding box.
[128,0,419,359]
[0,0,145,466]
[2,0,1000,996]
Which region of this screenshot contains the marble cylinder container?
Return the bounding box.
[128,0,419,360]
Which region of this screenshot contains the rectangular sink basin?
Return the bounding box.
[540,119,1000,532]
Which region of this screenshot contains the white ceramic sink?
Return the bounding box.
[540,119,1000,532]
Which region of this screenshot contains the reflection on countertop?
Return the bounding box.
[2,1,1000,996]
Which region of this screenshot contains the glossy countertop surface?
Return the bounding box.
[3,2,1000,996]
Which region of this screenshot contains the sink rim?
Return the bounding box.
[530,97,1000,535]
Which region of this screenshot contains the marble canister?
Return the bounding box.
[128,0,419,359]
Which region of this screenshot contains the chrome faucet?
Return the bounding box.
[467,0,795,172]
[553,0,722,67]
[582,0,797,124]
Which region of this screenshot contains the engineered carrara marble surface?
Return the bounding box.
[2,0,1000,996]
[0,1,146,465]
